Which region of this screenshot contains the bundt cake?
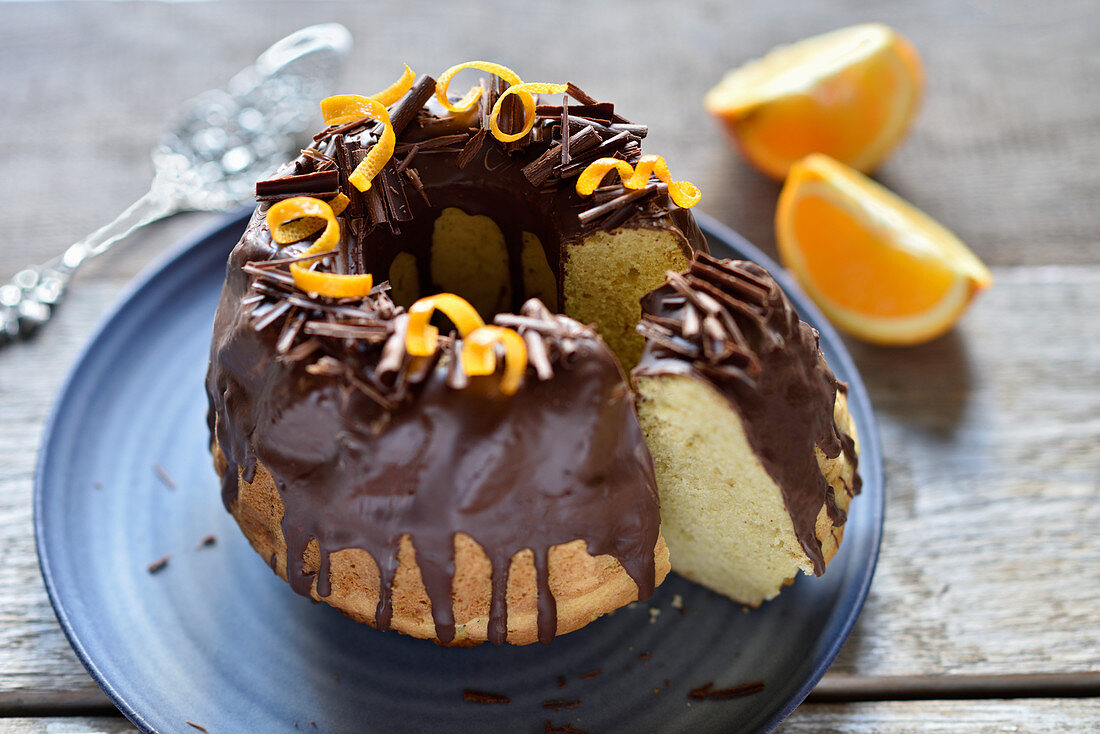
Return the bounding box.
[207,61,700,646]
[205,60,860,646]
[633,253,861,606]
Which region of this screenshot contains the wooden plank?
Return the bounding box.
[0,0,1097,280]
[4,698,1100,733]
[0,267,1097,706]
[0,719,136,734]
[780,698,1100,732]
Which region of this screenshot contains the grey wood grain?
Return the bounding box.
[1,0,1098,278]
[1,0,1098,728]
[5,698,1100,733]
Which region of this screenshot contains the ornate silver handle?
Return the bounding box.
[0,190,176,343]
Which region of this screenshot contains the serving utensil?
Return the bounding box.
[0,23,353,345]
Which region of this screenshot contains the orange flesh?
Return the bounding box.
[791,195,955,317]
[744,57,899,167]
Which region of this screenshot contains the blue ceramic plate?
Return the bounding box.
[36,210,883,734]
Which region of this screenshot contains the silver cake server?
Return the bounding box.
[0,22,353,345]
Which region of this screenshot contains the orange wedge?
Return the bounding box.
[776,154,992,345]
[705,23,923,180]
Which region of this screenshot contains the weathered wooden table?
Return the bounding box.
[1,1,1097,731]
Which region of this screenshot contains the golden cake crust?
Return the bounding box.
[214,441,670,646]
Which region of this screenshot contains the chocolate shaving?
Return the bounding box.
[303,322,388,341]
[255,170,340,201]
[394,144,419,173]
[279,338,321,364]
[564,82,598,106]
[560,97,571,165]
[379,162,412,222]
[522,143,564,186]
[252,299,293,332]
[579,183,667,226]
[154,463,176,489]
[541,700,581,711]
[364,183,389,230]
[545,723,588,734]
[333,136,365,218]
[403,168,431,207]
[275,310,306,354]
[250,249,338,270]
[300,147,336,169]
[306,356,345,376]
[395,134,470,154]
[197,534,217,549]
[687,681,765,701]
[610,123,648,138]
[537,102,615,124]
[457,129,487,169]
[463,689,511,705]
[389,74,437,137]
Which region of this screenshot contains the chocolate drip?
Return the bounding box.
[635,253,861,574]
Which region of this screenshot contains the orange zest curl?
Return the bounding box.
[265,196,374,298]
[404,293,528,395]
[575,155,702,209]
[320,95,395,191]
[435,61,523,113]
[370,64,416,106]
[490,82,569,142]
[405,293,486,356]
[461,325,528,395]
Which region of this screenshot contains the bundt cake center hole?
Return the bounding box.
[358,194,561,324]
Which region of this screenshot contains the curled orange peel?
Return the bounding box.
[271,193,349,242]
[265,196,374,298]
[320,95,395,191]
[435,61,523,114]
[462,325,527,395]
[405,293,486,356]
[575,155,702,208]
[490,82,569,142]
[370,64,416,106]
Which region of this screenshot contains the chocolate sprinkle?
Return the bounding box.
[463,689,511,705]
[687,681,766,701]
[154,463,176,490]
[147,555,170,574]
[545,723,589,734]
[542,699,582,710]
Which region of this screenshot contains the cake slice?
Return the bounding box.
[633,253,860,605]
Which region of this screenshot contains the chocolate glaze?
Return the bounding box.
[208,217,660,644]
[206,75,714,644]
[634,253,861,574]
